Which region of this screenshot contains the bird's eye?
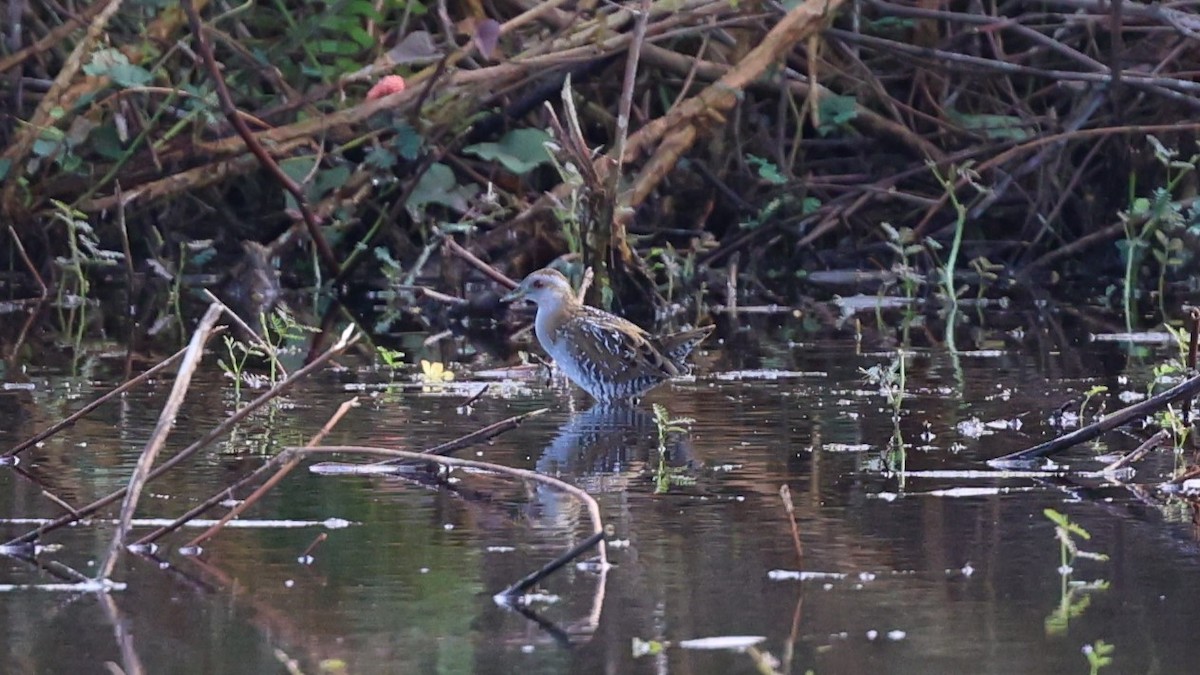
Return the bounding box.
[532,279,544,289]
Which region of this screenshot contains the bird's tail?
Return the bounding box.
[655,324,715,366]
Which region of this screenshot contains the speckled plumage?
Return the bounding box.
[502,268,713,401]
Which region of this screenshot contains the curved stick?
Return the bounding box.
[301,445,608,573]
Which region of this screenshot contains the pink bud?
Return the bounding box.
[367,75,407,100]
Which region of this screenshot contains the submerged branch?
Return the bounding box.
[96,303,223,581]
[989,373,1200,467]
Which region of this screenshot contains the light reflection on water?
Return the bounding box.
[3,336,1200,673]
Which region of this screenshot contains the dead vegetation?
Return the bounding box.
[2,0,1200,309]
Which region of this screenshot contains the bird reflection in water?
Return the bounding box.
[529,402,697,528]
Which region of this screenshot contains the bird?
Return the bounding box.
[501,268,713,402]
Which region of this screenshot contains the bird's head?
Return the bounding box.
[501,268,575,308]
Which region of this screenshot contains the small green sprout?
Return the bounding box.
[1079,385,1108,423]
[1044,509,1109,574]
[1083,640,1115,675]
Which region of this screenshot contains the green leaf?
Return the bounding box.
[32,128,64,158]
[59,153,82,172]
[312,40,361,56]
[83,48,127,76]
[405,162,474,216]
[110,63,153,88]
[816,95,858,136]
[948,111,1031,141]
[345,25,375,50]
[83,48,152,87]
[280,156,318,210]
[344,0,384,21]
[314,165,351,198]
[89,125,124,160]
[365,146,397,170]
[1045,508,1091,539]
[1043,508,1068,529]
[280,156,318,184]
[462,128,552,175]
[0,158,10,181]
[393,122,423,160]
[745,154,786,185]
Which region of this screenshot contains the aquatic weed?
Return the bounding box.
[1082,640,1115,675]
[651,404,696,494]
[376,346,405,384]
[1044,508,1109,573]
[1079,385,1109,425]
[1118,136,1198,329]
[1044,509,1110,636]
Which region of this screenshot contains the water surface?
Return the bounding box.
[2,316,1199,674]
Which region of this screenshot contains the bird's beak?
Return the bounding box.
[500,285,525,303]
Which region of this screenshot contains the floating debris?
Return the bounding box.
[0,580,126,593]
[678,635,767,650]
[1090,332,1174,343]
[865,629,907,641]
[956,418,991,438]
[823,443,872,453]
[922,486,1043,498]
[713,369,825,381]
[768,570,848,581]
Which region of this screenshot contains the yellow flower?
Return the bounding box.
[419,359,455,383]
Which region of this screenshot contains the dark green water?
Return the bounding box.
[3,316,1200,674]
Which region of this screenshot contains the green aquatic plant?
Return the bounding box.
[1044,509,1110,636]
[1154,405,1191,475]
[861,352,907,421]
[1044,508,1109,571]
[1118,136,1198,329]
[1079,385,1108,424]
[862,352,910,479]
[1045,578,1109,637]
[647,243,697,304]
[653,403,693,450]
[262,308,317,386]
[218,334,254,401]
[651,404,696,494]
[969,256,1004,302]
[928,161,985,308]
[880,221,926,302]
[1146,322,1191,400]
[49,200,124,351]
[219,308,315,400]
[1082,640,1115,675]
[376,346,405,383]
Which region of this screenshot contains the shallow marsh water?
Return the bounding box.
[4,317,1200,674]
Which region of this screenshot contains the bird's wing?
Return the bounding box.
[560,311,679,383]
